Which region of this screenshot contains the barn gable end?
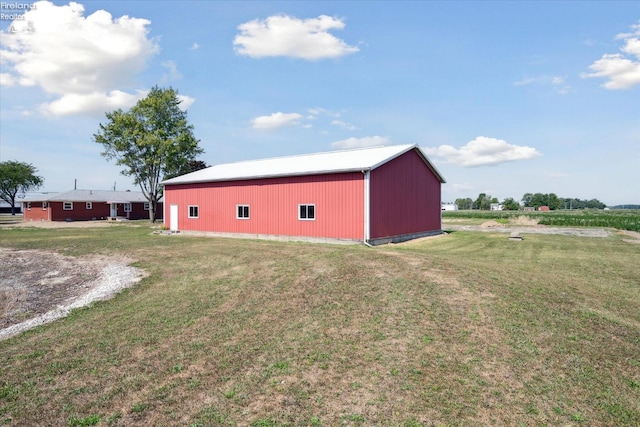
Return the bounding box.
[368,149,442,244]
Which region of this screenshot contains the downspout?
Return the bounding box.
[362,170,372,246]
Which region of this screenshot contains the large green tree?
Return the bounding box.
[94,86,203,222]
[455,197,473,210]
[472,193,493,210]
[502,197,520,210]
[0,161,44,215]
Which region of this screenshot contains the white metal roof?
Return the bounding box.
[21,189,158,203]
[162,144,445,185]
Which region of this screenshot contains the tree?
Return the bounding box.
[530,193,548,208]
[0,161,44,215]
[164,159,209,180]
[473,193,492,210]
[472,193,486,210]
[455,197,473,210]
[94,86,203,222]
[502,197,520,210]
[547,193,561,210]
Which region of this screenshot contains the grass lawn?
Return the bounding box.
[1,223,639,426]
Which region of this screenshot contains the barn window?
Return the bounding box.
[298,204,315,220]
[26,202,32,210]
[86,202,92,210]
[124,203,131,213]
[236,205,250,219]
[144,202,150,210]
[42,202,47,210]
[188,205,199,218]
[63,202,73,210]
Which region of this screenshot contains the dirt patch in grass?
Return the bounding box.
[0,248,145,340]
[510,215,540,226]
[444,223,611,237]
[619,230,640,244]
[480,220,504,228]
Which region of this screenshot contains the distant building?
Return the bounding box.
[441,203,458,211]
[21,189,162,222]
[538,206,550,212]
[490,203,504,211]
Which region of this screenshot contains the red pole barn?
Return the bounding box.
[161,144,445,245]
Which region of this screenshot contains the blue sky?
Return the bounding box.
[1,1,638,205]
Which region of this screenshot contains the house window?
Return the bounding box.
[124,203,131,213]
[144,202,150,210]
[42,202,47,210]
[298,204,315,220]
[86,202,92,210]
[188,205,199,218]
[63,202,73,210]
[26,202,31,210]
[236,205,250,219]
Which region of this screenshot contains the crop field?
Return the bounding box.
[1,222,639,426]
[443,209,640,232]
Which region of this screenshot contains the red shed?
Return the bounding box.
[22,189,162,222]
[161,144,445,245]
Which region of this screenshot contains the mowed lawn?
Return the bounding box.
[1,223,639,426]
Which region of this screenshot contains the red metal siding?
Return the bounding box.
[164,173,364,240]
[369,149,441,239]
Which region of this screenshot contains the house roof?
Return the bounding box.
[21,189,160,203]
[162,144,446,185]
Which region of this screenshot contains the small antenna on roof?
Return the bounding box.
[113,181,116,191]
[74,179,77,190]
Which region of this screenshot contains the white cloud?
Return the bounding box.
[251,112,303,129]
[189,42,200,50]
[513,77,536,86]
[331,136,389,149]
[513,75,570,94]
[423,136,542,167]
[234,14,359,60]
[581,21,640,89]
[331,120,358,131]
[0,1,161,115]
[176,94,195,111]
[452,183,474,192]
[307,107,341,120]
[0,72,17,86]
[160,60,183,82]
[39,90,146,116]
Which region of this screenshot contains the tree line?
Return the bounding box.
[454,192,607,211]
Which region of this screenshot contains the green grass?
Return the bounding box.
[1,223,639,426]
[443,209,640,231]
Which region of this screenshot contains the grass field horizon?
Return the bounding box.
[1,221,639,426]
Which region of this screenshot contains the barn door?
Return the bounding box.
[169,204,178,231]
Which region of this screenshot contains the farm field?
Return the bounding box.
[1,222,639,426]
[442,209,640,232]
